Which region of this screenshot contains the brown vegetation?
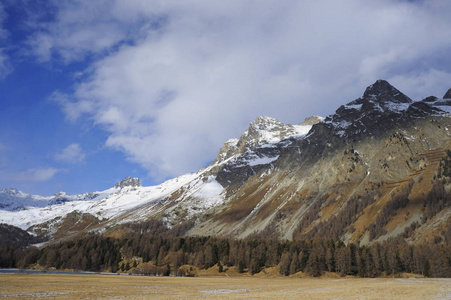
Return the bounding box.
[1,225,450,278]
[1,274,450,299]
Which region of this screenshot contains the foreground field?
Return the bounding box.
[1,274,451,299]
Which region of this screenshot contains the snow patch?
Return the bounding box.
[345,104,362,110]
[248,155,280,166]
[385,101,410,112]
[190,177,224,207]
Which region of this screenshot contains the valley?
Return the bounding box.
[1,80,451,279]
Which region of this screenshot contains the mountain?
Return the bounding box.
[2,80,451,246]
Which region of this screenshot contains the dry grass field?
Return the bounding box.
[1,274,451,299]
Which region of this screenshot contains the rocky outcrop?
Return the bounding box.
[214,116,312,188]
[115,177,141,189]
[323,80,411,140]
[300,116,324,126]
[444,88,451,99]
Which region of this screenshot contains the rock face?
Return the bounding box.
[214,116,312,188]
[444,88,451,99]
[215,116,312,163]
[3,80,451,247]
[322,80,412,140]
[115,177,141,189]
[300,116,324,126]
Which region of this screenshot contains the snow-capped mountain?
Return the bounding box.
[2,80,451,247]
[0,173,213,232]
[0,118,314,237]
[0,188,104,211]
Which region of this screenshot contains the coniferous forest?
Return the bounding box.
[1,220,450,278]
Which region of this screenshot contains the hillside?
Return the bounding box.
[2,80,451,247]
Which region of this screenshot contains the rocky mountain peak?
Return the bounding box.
[115,177,141,189]
[215,139,240,162]
[237,116,313,152]
[321,80,414,140]
[214,116,287,163]
[247,116,284,136]
[213,116,314,182]
[362,79,412,104]
[444,88,451,99]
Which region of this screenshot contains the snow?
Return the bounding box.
[345,104,363,110]
[0,169,208,230]
[0,188,104,211]
[244,116,313,149]
[189,177,224,207]
[248,155,280,166]
[224,138,239,147]
[337,120,352,129]
[336,130,346,137]
[292,124,312,137]
[435,103,451,114]
[385,101,410,112]
[0,114,319,232]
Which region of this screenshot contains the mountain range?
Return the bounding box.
[2,80,451,247]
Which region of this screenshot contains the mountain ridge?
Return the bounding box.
[2,80,451,247]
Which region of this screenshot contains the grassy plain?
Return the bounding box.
[1,273,450,299]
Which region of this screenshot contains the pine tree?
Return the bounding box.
[423,260,431,277]
[289,252,299,275]
[279,252,291,276]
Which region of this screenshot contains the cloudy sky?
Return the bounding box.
[1,0,451,195]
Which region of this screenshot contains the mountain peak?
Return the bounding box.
[115,177,141,189]
[249,116,280,129]
[322,80,415,139]
[0,188,20,195]
[444,88,451,99]
[363,80,412,104]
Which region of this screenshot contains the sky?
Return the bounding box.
[1,0,451,196]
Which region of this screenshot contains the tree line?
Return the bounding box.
[1,230,450,278]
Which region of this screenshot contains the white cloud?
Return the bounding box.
[38,0,451,180]
[390,69,451,101]
[13,167,60,182]
[55,143,86,164]
[50,91,94,122]
[26,0,151,63]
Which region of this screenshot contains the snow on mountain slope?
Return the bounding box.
[0,172,209,230]
[0,115,316,234]
[0,188,105,211]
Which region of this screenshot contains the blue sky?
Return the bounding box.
[1,0,451,196]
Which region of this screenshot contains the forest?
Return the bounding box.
[1,221,450,278]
